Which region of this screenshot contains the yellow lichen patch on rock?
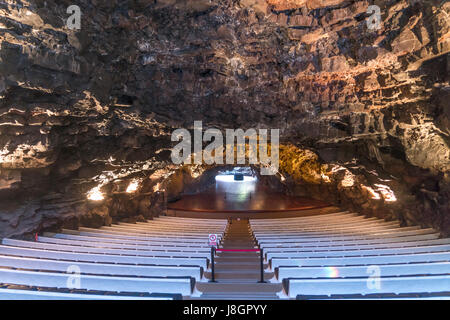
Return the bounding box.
[278,144,324,184]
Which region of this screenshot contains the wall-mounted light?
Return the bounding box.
[362,185,381,200]
[87,186,104,201]
[340,172,355,187]
[0,147,8,163]
[374,184,397,202]
[191,171,201,178]
[126,179,140,193]
[153,182,162,192]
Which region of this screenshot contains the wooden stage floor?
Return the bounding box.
[166,188,337,219]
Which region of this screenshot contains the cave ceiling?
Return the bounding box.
[0,1,448,171]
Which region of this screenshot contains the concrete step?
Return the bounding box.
[217,248,258,251]
[217,249,258,252]
[213,264,262,270]
[215,257,263,263]
[206,270,263,274]
[197,282,282,293]
[216,252,259,255]
[216,253,260,257]
[214,263,260,269]
[213,263,270,269]
[204,272,274,280]
[220,242,257,245]
[197,294,279,300]
[208,279,273,284]
[198,292,278,296]
[221,242,256,245]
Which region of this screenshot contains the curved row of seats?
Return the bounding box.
[0,216,227,300]
[250,212,450,299]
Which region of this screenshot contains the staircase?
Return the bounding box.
[196,219,282,300]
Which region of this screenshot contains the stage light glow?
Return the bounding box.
[215,174,257,195]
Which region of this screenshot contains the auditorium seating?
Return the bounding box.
[250,212,450,299]
[0,216,227,300]
[2,210,449,299]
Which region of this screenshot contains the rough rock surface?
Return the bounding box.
[0,0,448,237]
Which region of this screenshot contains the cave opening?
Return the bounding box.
[214,167,257,195]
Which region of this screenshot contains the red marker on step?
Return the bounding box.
[35,233,38,242]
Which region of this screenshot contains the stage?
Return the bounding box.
[166,187,337,219]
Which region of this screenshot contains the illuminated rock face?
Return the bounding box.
[0,0,448,237]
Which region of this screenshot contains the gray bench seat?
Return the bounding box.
[78,227,223,238]
[249,212,353,223]
[283,275,450,298]
[251,224,401,233]
[252,220,400,231]
[252,225,414,235]
[0,268,195,296]
[270,252,450,269]
[63,230,217,243]
[276,262,450,280]
[154,216,228,222]
[0,288,179,300]
[95,226,225,236]
[38,236,211,251]
[261,238,450,252]
[258,233,439,248]
[266,244,450,260]
[117,221,226,228]
[254,228,435,241]
[49,233,214,247]
[0,245,208,268]
[2,239,210,259]
[0,255,203,280]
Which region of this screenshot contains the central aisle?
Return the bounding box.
[195,219,282,300]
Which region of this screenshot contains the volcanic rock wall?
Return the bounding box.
[0,0,448,237]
